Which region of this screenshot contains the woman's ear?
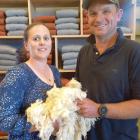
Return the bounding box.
[24,42,29,51]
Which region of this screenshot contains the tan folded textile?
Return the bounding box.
[61,78,70,86]
[0,25,6,32]
[0,11,5,18]
[45,23,56,30]
[32,16,56,23]
[48,54,52,60]
[0,31,6,36]
[47,59,52,65]
[83,29,91,35]
[50,29,57,35]
[0,131,7,136]
[0,18,5,25]
[83,24,89,30]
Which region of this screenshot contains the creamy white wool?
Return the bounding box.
[26,79,96,140]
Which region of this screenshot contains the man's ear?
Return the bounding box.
[117,9,123,22]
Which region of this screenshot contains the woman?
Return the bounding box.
[0,23,61,140]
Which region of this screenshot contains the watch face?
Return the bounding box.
[98,104,107,118]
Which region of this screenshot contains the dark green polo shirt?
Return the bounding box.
[75,29,140,140]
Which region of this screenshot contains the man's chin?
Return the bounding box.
[94,32,107,37]
[91,29,106,36]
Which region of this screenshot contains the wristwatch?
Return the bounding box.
[98,104,108,118]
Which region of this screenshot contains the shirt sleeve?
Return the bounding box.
[75,48,82,82]
[129,45,140,99]
[0,67,31,136]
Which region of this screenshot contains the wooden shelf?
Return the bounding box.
[0,71,7,74]
[0,36,23,39]
[0,0,27,7]
[30,0,79,7]
[0,136,8,140]
[52,35,89,38]
[59,69,75,73]
[53,34,133,39]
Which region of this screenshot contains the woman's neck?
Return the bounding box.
[26,59,48,70]
[26,59,54,85]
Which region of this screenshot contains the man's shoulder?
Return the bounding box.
[123,38,140,49]
[79,43,92,53]
[122,38,140,57]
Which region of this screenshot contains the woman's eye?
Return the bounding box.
[44,36,50,41]
[33,36,40,41]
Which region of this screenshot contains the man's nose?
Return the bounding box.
[95,13,104,22]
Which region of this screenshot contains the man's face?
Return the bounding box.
[87,3,122,38]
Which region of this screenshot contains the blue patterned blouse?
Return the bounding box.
[0,63,61,140]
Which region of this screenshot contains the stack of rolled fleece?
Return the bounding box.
[83,10,90,35]
[0,10,6,36]
[5,9,28,36]
[56,9,80,35]
[32,16,56,35]
[60,45,83,70]
[117,0,132,34]
[0,45,18,71]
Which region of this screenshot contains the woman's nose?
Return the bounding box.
[39,38,45,45]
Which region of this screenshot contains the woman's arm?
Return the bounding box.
[0,67,31,136]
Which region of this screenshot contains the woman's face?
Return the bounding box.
[25,25,52,61]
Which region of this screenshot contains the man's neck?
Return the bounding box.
[95,32,118,54]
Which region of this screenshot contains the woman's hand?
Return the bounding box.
[29,125,38,132]
[52,120,60,135]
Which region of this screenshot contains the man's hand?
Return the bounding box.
[76,98,100,118]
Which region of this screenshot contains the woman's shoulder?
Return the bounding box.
[7,63,28,74]
[0,63,29,87]
[4,63,31,82]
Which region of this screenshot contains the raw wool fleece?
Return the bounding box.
[26,79,96,140]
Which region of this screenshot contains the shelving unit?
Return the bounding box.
[0,0,27,7]
[30,0,79,7]
[0,0,137,73]
[136,0,140,43]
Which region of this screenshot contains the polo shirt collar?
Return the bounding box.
[87,28,125,52]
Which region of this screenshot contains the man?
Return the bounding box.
[76,0,140,140]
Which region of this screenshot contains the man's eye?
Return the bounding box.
[103,10,111,14]
[89,12,96,16]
